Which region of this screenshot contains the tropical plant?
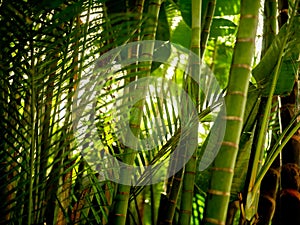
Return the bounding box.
[1,0,300,225]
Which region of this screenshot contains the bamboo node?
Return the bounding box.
[190,45,201,49]
[279,9,288,13]
[226,91,246,97]
[169,199,177,204]
[180,209,192,214]
[237,37,254,43]
[207,189,230,196]
[141,52,154,57]
[221,141,238,148]
[223,116,243,122]
[173,176,182,181]
[240,14,258,19]
[204,217,226,225]
[129,123,141,129]
[117,191,130,195]
[211,167,234,173]
[115,213,127,217]
[185,171,196,175]
[231,63,251,70]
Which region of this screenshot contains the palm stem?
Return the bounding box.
[177,0,201,224]
[157,168,183,224]
[109,1,162,224]
[203,0,261,224]
[201,0,216,58]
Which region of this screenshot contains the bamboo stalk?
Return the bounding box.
[109,1,162,224]
[203,0,261,224]
[177,0,201,224]
[201,0,216,58]
[157,168,183,225]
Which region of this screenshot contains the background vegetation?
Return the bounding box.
[1,0,300,224]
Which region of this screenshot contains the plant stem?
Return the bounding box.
[203,0,261,224]
[201,0,216,59]
[28,40,36,225]
[249,0,300,201]
[109,1,162,224]
[178,0,201,224]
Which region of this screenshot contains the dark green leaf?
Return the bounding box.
[210,18,237,38]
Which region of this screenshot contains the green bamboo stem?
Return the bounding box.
[109,1,162,224]
[132,0,146,51]
[157,168,184,225]
[157,131,183,224]
[201,0,216,59]
[203,0,261,224]
[177,0,201,224]
[127,0,145,84]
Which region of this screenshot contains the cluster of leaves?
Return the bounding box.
[1,0,300,224]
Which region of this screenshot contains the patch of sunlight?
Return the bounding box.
[80,5,102,24]
[254,0,265,64]
[166,56,179,79]
[179,53,188,63]
[198,122,210,144]
[171,15,182,30]
[215,15,239,25]
[112,63,122,71]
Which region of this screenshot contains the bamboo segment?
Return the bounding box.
[178,0,201,224]
[201,0,216,58]
[157,168,184,225]
[203,0,261,224]
[109,1,162,225]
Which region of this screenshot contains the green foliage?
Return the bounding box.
[175,0,240,28]
[171,19,192,49]
[2,0,300,224]
[253,20,300,96]
[210,18,237,38]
